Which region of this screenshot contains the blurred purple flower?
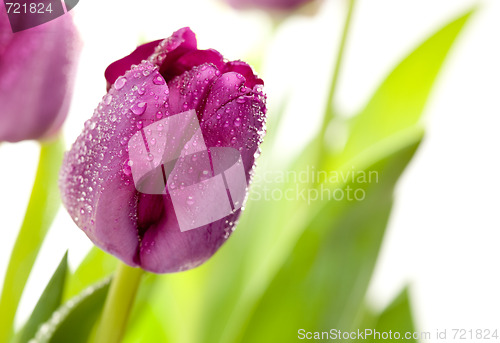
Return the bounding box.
[59,27,266,273]
[226,0,315,11]
[0,5,80,142]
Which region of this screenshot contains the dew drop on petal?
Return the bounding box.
[153,75,165,85]
[104,94,112,105]
[131,102,147,115]
[115,76,127,90]
[122,160,132,176]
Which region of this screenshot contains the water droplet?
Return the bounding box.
[122,160,132,175]
[115,76,127,90]
[120,136,128,146]
[138,87,146,95]
[153,75,165,85]
[236,96,246,104]
[150,138,156,146]
[131,101,147,115]
[186,196,194,206]
[147,153,154,161]
[137,121,143,129]
[157,123,164,131]
[110,115,117,122]
[234,117,241,127]
[156,111,163,119]
[104,94,112,105]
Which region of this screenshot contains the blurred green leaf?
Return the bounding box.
[124,8,473,343]
[31,279,110,343]
[63,247,117,301]
[371,287,418,343]
[17,253,68,343]
[337,9,473,166]
[237,132,422,343]
[0,136,65,343]
[196,9,472,343]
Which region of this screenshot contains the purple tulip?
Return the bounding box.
[0,5,80,142]
[226,0,314,11]
[59,27,266,273]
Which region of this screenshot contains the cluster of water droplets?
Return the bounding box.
[60,30,268,252]
[59,60,169,236]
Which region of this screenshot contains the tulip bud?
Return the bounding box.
[225,0,316,12]
[60,28,266,273]
[0,4,80,142]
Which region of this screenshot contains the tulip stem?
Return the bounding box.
[94,262,144,343]
[0,136,64,343]
[320,0,356,145]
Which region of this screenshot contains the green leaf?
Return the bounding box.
[371,287,418,343]
[30,279,110,343]
[138,9,474,343]
[237,132,422,343]
[0,136,65,343]
[17,253,68,343]
[337,9,474,166]
[63,247,117,301]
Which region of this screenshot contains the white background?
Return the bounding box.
[0,0,499,339]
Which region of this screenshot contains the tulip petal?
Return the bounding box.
[227,0,313,11]
[223,60,263,89]
[201,72,248,122]
[202,90,266,175]
[104,39,162,88]
[167,63,220,116]
[104,27,197,90]
[60,60,170,266]
[138,84,266,274]
[0,11,80,142]
[161,49,224,82]
[62,27,266,274]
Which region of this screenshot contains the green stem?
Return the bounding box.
[94,262,144,343]
[319,0,356,146]
[0,136,64,343]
